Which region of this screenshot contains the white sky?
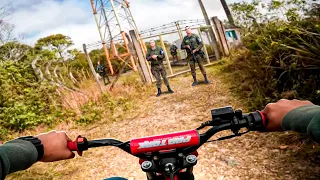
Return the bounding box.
[0,0,242,50]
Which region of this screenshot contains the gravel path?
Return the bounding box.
[7,72,320,180]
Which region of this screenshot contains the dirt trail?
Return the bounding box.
[8,70,320,180]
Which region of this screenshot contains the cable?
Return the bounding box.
[86,19,206,49]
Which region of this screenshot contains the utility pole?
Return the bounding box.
[220,0,235,27]
[197,0,221,60]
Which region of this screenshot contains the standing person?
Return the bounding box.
[96,61,110,86]
[146,40,174,97]
[170,42,178,63]
[181,26,210,86]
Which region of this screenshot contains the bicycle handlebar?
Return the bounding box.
[68,107,267,159]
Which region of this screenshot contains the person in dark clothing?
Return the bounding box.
[170,43,178,63]
[1,99,319,179]
[146,40,174,97]
[97,61,110,85]
[181,26,210,86]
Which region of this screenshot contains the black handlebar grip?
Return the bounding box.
[247,111,268,131]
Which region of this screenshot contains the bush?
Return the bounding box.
[220,19,320,110]
[76,101,102,125]
[0,61,61,133]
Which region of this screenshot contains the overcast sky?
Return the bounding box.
[0,0,242,49]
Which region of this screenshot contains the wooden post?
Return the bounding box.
[220,0,235,27]
[159,35,173,75]
[83,44,103,92]
[198,0,221,60]
[129,30,152,84]
[197,28,210,64]
[127,34,146,83]
[121,31,137,71]
[211,18,223,55]
[137,36,153,81]
[212,16,230,56]
[220,20,230,51]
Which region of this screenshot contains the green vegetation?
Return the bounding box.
[218,0,320,110]
[0,61,60,132]
[0,4,144,139]
[0,0,319,140]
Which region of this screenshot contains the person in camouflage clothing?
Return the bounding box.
[170,43,178,63]
[96,61,110,86]
[181,26,210,86]
[146,40,174,97]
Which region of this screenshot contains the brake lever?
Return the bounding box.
[196,118,230,130]
[196,120,213,130]
[206,130,249,143]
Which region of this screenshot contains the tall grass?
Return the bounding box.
[219,19,320,110]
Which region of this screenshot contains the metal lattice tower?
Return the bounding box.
[90,0,140,75]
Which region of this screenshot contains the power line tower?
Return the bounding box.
[90,0,140,75]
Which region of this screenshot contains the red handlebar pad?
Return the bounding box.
[130,130,200,155]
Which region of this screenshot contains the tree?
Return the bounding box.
[305,3,320,18]
[0,21,32,62]
[35,34,74,61]
[0,42,32,62]
[0,4,31,62]
[0,22,15,45]
[68,48,82,57]
[0,4,11,21]
[230,0,309,28]
[230,1,263,29]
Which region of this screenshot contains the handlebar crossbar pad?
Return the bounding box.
[130,130,200,155]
